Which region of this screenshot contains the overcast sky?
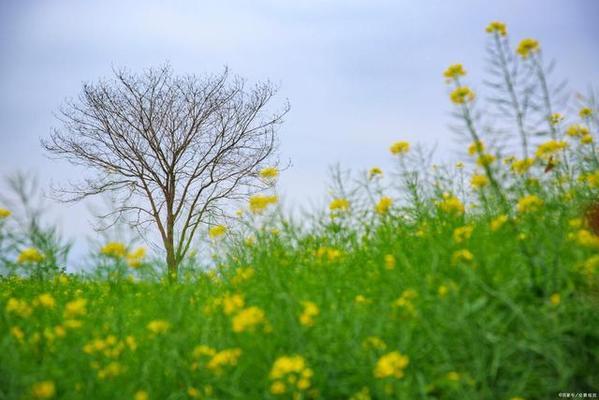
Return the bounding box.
[0,0,598,259]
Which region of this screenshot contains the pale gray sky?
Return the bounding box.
[1,0,598,259]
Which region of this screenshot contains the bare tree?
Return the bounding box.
[43,65,288,279]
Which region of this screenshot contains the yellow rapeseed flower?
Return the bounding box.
[269,355,313,395]
[6,298,32,318]
[389,141,410,155]
[549,113,564,125]
[453,225,473,244]
[470,174,489,189]
[443,64,466,81]
[581,134,593,144]
[566,124,589,138]
[134,390,149,400]
[232,306,267,333]
[374,351,409,379]
[368,167,383,179]
[127,247,146,268]
[468,140,485,156]
[535,140,568,159]
[490,215,509,231]
[329,198,350,212]
[511,158,535,175]
[450,86,475,104]
[17,247,45,264]
[485,21,507,36]
[100,242,127,258]
[248,194,278,214]
[550,293,561,306]
[299,301,319,327]
[259,167,279,180]
[31,381,55,399]
[222,293,245,315]
[208,225,227,239]
[384,254,396,270]
[451,249,474,266]
[147,320,170,334]
[476,153,496,167]
[516,38,540,58]
[206,348,242,373]
[64,298,87,318]
[579,107,593,119]
[575,229,599,249]
[0,207,11,219]
[375,196,393,214]
[516,195,543,213]
[437,194,465,216]
[36,293,56,309]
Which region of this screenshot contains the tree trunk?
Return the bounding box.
[165,240,177,282]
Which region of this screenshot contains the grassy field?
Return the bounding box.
[1,22,598,399]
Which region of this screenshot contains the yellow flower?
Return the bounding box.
[443,64,466,81]
[100,242,127,258]
[10,326,25,342]
[299,301,319,327]
[437,194,465,216]
[575,229,599,249]
[451,249,474,266]
[384,254,396,270]
[453,225,473,244]
[17,247,45,264]
[31,381,55,399]
[535,140,568,159]
[362,336,386,350]
[450,86,475,104]
[222,293,245,315]
[374,351,409,379]
[147,320,170,334]
[470,174,489,189]
[231,266,255,286]
[134,390,149,400]
[516,195,543,213]
[36,293,56,309]
[127,247,146,268]
[6,298,32,318]
[329,198,350,212]
[269,355,312,381]
[315,247,342,262]
[438,285,448,298]
[550,293,561,306]
[389,141,410,155]
[476,153,496,167]
[0,207,11,219]
[259,167,279,180]
[485,21,507,36]
[587,171,599,188]
[270,381,286,395]
[354,294,372,305]
[579,107,593,119]
[208,225,227,239]
[566,124,589,137]
[368,167,383,179]
[248,194,278,214]
[581,134,593,144]
[490,215,509,231]
[455,161,464,169]
[549,113,564,125]
[516,38,540,58]
[468,140,485,156]
[206,348,242,373]
[375,196,393,215]
[232,306,267,333]
[511,158,535,175]
[64,298,87,318]
[446,371,461,381]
